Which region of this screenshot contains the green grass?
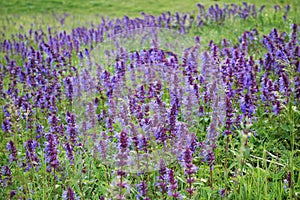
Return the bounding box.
[0,0,299,17]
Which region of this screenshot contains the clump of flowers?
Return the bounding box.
[44,133,59,173]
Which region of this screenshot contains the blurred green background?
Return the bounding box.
[0,0,299,17]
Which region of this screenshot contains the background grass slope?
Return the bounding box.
[0,0,299,17]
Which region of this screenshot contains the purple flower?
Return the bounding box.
[63,142,74,164]
[48,114,60,133]
[1,165,12,187]
[119,130,128,150]
[272,100,281,115]
[295,76,300,101]
[183,147,196,197]
[240,94,255,118]
[278,72,290,100]
[36,124,44,139]
[66,111,78,146]
[10,190,17,199]
[23,140,40,172]
[62,186,79,200]
[45,133,59,173]
[7,140,17,163]
[136,181,149,200]
[274,5,281,12]
[64,77,73,102]
[167,169,181,199]
[286,171,291,188]
[156,159,168,195]
[2,118,11,133]
[204,149,215,169]
[219,188,225,198]
[259,5,265,12]
[2,104,10,117]
[283,171,291,190]
[224,94,233,135]
[139,136,149,153]
[116,130,129,199]
[1,165,11,176]
[78,51,84,60]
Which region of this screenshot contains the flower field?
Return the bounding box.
[0,1,300,199]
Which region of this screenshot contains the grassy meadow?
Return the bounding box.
[0,0,300,200]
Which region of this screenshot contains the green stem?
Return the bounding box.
[289,105,295,199]
[225,135,229,195]
[209,165,213,188]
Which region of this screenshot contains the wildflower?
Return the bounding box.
[224,94,233,135]
[136,181,149,200]
[48,113,60,133]
[295,76,300,101]
[204,149,215,170]
[2,104,10,117]
[219,188,225,198]
[78,51,84,60]
[64,77,73,102]
[7,140,17,163]
[283,171,291,190]
[272,99,281,115]
[10,190,17,199]
[167,169,181,199]
[286,171,291,188]
[1,165,12,187]
[2,118,11,133]
[62,186,79,200]
[63,142,74,164]
[156,159,168,195]
[183,147,197,197]
[66,111,78,146]
[259,5,265,12]
[24,140,40,172]
[116,130,129,200]
[45,133,59,173]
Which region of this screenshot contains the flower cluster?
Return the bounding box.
[22,140,40,172]
[183,147,197,197]
[62,186,79,200]
[44,133,59,173]
[7,140,17,163]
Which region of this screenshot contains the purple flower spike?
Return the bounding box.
[136,181,149,200]
[23,140,40,172]
[167,169,181,199]
[183,147,196,197]
[63,142,74,164]
[7,140,17,163]
[1,165,12,187]
[286,171,291,188]
[2,119,11,133]
[45,133,59,173]
[156,159,168,196]
[224,94,233,135]
[116,130,129,199]
[62,186,79,200]
[66,111,79,146]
